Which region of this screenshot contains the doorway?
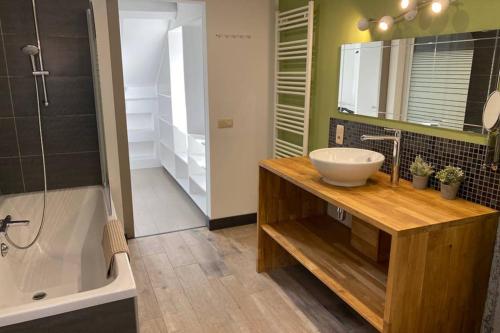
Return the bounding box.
[118,0,209,237]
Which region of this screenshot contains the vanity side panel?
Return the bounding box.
[383,216,498,333]
[257,167,327,272]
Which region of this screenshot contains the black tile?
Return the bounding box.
[467,75,493,103]
[44,77,95,116]
[329,118,500,211]
[15,116,42,156]
[0,157,23,194]
[21,155,43,192]
[0,118,19,157]
[45,152,101,189]
[470,46,497,77]
[0,0,37,35]
[10,77,38,117]
[493,44,500,77]
[464,101,485,128]
[490,75,499,94]
[43,115,99,154]
[0,298,136,333]
[0,34,6,76]
[0,77,13,117]
[41,36,92,77]
[3,33,38,77]
[37,0,90,38]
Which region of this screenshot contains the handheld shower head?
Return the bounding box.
[21,44,49,107]
[21,44,39,56]
[21,44,39,75]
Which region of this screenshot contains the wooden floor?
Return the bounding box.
[131,168,206,237]
[128,224,376,333]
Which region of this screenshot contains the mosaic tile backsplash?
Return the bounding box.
[329,118,500,210]
[328,118,500,331]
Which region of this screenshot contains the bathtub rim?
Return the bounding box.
[0,253,136,327]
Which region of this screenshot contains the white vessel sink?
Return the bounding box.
[309,148,385,187]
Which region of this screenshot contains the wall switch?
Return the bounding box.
[336,125,344,145]
[218,118,234,129]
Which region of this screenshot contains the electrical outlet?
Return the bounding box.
[336,125,344,145]
[218,118,233,129]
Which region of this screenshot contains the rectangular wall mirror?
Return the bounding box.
[338,30,500,134]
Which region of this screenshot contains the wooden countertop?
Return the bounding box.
[259,156,499,236]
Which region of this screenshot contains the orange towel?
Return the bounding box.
[102,219,129,277]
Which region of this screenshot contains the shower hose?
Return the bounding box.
[5,75,47,250]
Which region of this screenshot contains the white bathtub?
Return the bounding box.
[0,186,136,328]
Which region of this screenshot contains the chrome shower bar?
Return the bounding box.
[31,0,49,106]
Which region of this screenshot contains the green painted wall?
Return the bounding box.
[280,0,500,149]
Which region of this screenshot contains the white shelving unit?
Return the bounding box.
[120,6,208,216]
[156,21,208,215]
[125,86,161,169]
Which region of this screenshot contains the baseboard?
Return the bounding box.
[208,213,257,231]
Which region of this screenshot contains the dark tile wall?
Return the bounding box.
[329,118,500,210]
[0,298,137,333]
[0,0,101,194]
[463,31,500,132]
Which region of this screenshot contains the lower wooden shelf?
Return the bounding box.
[261,216,387,331]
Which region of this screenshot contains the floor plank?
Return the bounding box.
[180,229,231,278]
[139,318,168,333]
[137,236,165,257]
[174,264,235,331]
[159,232,197,268]
[143,253,182,291]
[129,225,376,333]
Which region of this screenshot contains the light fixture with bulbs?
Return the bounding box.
[357,0,456,32]
[378,16,394,31]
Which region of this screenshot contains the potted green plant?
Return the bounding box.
[409,155,434,189]
[435,166,464,200]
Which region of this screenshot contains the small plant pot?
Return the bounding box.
[412,175,429,189]
[440,183,460,200]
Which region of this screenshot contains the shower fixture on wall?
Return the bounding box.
[21,44,49,80]
[23,0,50,106]
[3,0,48,251]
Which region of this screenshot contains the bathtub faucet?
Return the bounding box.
[0,215,30,233]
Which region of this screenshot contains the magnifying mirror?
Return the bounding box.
[483,91,500,131]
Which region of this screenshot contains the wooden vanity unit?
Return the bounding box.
[257,156,499,333]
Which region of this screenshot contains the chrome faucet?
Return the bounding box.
[0,215,30,233]
[360,128,402,186]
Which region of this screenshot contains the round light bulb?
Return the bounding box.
[431,1,442,13]
[431,0,449,13]
[357,17,370,31]
[401,0,417,10]
[378,16,394,31]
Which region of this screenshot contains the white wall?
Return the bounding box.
[205,0,274,220]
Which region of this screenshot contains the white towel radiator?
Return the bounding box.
[273,1,314,158]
